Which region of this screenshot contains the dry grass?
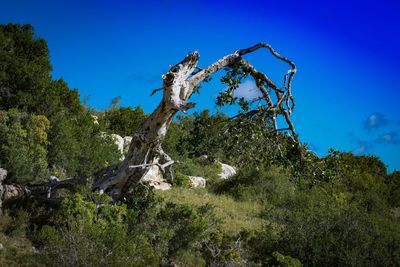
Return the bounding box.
[158,188,264,234]
[0,214,41,266]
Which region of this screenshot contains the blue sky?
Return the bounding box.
[1,0,399,170]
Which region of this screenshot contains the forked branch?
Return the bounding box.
[190,42,298,143]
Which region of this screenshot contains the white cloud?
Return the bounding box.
[353,144,369,155]
[233,80,261,100]
[362,112,389,131]
[377,132,400,145]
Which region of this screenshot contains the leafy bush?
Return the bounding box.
[165,110,294,171]
[98,106,146,137]
[0,109,49,183]
[0,23,121,182]
[213,165,291,201]
[269,252,302,267]
[173,172,191,188]
[0,24,51,110]
[37,185,225,266]
[252,184,400,266]
[173,157,221,186]
[39,193,158,267]
[47,111,120,178]
[386,170,400,207]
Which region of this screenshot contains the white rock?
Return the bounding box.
[32,246,39,254]
[111,134,124,154]
[123,136,133,153]
[91,115,99,124]
[100,132,125,159]
[141,164,171,190]
[0,168,5,210]
[123,136,132,144]
[188,176,206,188]
[141,165,163,183]
[0,168,7,182]
[49,176,60,182]
[152,181,172,191]
[0,243,3,250]
[3,185,21,200]
[218,162,237,179]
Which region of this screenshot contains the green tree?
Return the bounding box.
[98,106,146,137]
[0,23,121,180]
[47,111,120,178]
[0,24,51,110]
[0,109,49,183]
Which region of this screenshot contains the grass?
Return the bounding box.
[0,214,42,266]
[158,187,264,234]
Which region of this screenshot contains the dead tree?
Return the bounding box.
[5,42,298,203]
[90,42,298,199]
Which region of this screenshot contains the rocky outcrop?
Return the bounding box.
[0,168,24,211]
[3,185,22,200]
[188,176,206,188]
[218,162,237,179]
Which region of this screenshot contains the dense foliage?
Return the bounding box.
[0,23,120,182]
[1,23,399,267]
[97,105,146,137]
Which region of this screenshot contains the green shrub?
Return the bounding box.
[173,157,221,186]
[98,106,146,137]
[269,252,302,267]
[254,186,400,267]
[173,172,191,188]
[0,24,51,110]
[200,229,246,266]
[213,165,291,201]
[0,109,49,183]
[38,193,159,267]
[47,111,120,178]
[37,186,225,266]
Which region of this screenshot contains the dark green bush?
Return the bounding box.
[37,186,223,266]
[98,106,146,137]
[47,111,120,178]
[253,185,400,266]
[386,170,400,207]
[173,172,191,188]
